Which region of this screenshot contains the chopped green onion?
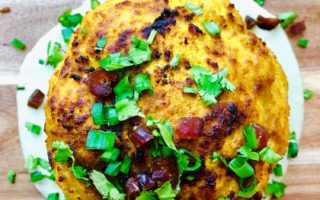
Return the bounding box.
[115,99,144,121]
[11,38,26,49]
[147,29,157,44]
[39,59,45,65]
[86,130,116,150]
[16,85,26,90]
[46,42,63,68]
[176,148,202,171]
[304,89,313,100]
[218,197,231,200]
[99,52,133,71]
[58,9,83,28]
[254,0,265,6]
[155,181,177,199]
[90,170,125,199]
[120,156,132,174]
[228,157,254,178]
[298,38,309,48]
[25,122,41,135]
[259,147,283,164]
[114,75,133,102]
[129,36,153,65]
[183,86,197,94]
[273,163,283,177]
[95,36,107,51]
[104,105,119,126]
[47,193,59,200]
[237,146,259,161]
[134,73,153,95]
[30,171,46,182]
[243,125,258,149]
[136,191,157,200]
[7,170,16,184]
[104,161,122,177]
[24,156,51,171]
[81,27,87,35]
[91,103,104,125]
[52,141,73,162]
[185,2,203,15]
[61,28,73,43]
[100,148,121,162]
[161,146,172,156]
[91,0,100,9]
[277,11,298,28]
[170,54,180,67]
[202,21,221,36]
[288,131,299,158]
[238,175,258,198]
[265,180,286,198]
[211,152,228,167]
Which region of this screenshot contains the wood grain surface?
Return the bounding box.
[0,0,319,199]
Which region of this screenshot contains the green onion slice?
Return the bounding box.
[259,147,283,164]
[104,105,119,126]
[104,161,122,177]
[46,42,63,68]
[185,2,203,15]
[120,156,132,174]
[176,148,202,171]
[147,29,157,44]
[298,38,309,48]
[58,8,83,28]
[243,125,258,149]
[114,75,133,102]
[47,193,59,200]
[238,175,258,198]
[183,86,197,94]
[228,157,254,178]
[7,170,16,184]
[238,145,259,161]
[100,148,121,162]
[304,89,313,100]
[25,122,41,135]
[170,54,180,67]
[202,21,221,36]
[134,73,153,95]
[91,103,104,125]
[254,0,265,6]
[30,171,46,182]
[11,38,26,49]
[61,28,73,43]
[265,180,287,198]
[273,163,283,177]
[95,36,107,51]
[288,131,299,158]
[86,130,116,150]
[91,0,100,10]
[277,11,298,28]
[211,152,228,167]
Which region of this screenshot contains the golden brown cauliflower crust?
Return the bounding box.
[45,0,289,199]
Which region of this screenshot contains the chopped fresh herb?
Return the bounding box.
[155,181,177,199]
[211,152,228,167]
[81,27,87,35]
[134,73,153,95]
[183,86,197,94]
[288,131,299,158]
[39,59,45,65]
[237,146,259,161]
[265,180,286,198]
[259,147,283,164]
[30,171,46,182]
[185,2,203,15]
[100,148,121,162]
[95,36,107,51]
[170,54,180,67]
[46,42,63,68]
[218,197,231,200]
[91,0,100,10]
[147,29,157,44]
[277,11,298,28]
[7,170,16,184]
[120,156,132,174]
[238,175,258,198]
[114,75,133,102]
[91,103,104,125]
[254,0,265,6]
[105,161,121,177]
[175,148,201,171]
[136,190,157,200]
[228,157,254,178]
[298,38,309,48]
[72,165,89,181]
[47,193,59,200]
[129,36,153,65]
[104,105,119,126]
[52,141,73,162]
[156,121,177,151]
[243,125,258,149]
[61,28,73,43]
[191,65,235,105]
[16,85,25,91]
[202,21,221,36]
[273,163,283,176]
[99,52,133,71]
[25,122,41,135]
[90,170,125,200]
[24,156,51,172]
[304,89,313,100]
[58,8,83,28]
[11,38,26,49]
[115,99,144,121]
[86,130,116,150]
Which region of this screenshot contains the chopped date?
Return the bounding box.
[130,127,154,148]
[175,117,204,140]
[252,124,270,148]
[125,177,140,198]
[27,89,45,109]
[256,15,281,30]
[288,21,306,35]
[88,67,118,97]
[138,173,156,190]
[245,16,256,29]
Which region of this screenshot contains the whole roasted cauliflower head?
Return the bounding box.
[45,0,289,199]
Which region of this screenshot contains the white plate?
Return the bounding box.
[17,0,304,198]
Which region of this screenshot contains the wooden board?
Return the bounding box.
[0,0,319,199]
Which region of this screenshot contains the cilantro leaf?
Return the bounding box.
[115,99,144,121]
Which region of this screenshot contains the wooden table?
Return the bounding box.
[0,0,319,199]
